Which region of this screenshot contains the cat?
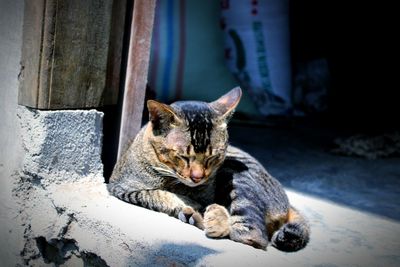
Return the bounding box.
[107,87,310,252]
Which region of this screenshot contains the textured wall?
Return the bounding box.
[18,107,104,185]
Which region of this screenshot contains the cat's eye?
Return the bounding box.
[177,155,190,164]
[205,155,220,167]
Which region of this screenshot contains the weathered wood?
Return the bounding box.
[118,0,157,158]
[18,0,125,109]
[105,0,128,106]
[18,0,46,107]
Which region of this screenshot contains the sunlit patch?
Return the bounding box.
[275,189,400,266]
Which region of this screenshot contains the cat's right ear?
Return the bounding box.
[147,100,181,134]
[210,87,242,121]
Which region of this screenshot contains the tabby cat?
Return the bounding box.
[108,87,310,252]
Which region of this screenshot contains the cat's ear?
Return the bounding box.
[147,100,182,134]
[210,87,242,121]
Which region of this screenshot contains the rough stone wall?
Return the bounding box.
[15,107,105,266]
[18,107,103,185]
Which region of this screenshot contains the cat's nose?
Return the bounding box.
[190,168,204,183]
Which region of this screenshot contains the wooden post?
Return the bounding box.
[117,0,157,158]
[18,0,126,109]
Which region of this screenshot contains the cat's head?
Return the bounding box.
[146,87,242,187]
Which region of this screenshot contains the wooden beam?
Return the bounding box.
[104,0,128,106]
[118,0,157,158]
[18,0,46,107]
[18,0,125,109]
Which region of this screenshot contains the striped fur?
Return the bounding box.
[108,88,309,251]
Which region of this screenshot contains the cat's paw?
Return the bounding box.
[203,204,230,238]
[270,224,309,252]
[230,223,268,250]
[178,206,204,229]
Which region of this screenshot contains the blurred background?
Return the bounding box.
[146,0,398,132]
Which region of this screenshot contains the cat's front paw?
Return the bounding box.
[203,204,230,238]
[178,206,204,229]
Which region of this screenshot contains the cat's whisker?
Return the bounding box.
[153,166,180,179]
[153,166,187,186]
[169,179,181,186]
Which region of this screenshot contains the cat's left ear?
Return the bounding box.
[147,100,182,134]
[210,87,242,121]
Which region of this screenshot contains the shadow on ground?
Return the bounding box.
[132,243,217,266]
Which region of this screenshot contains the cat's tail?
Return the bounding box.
[271,206,310,252]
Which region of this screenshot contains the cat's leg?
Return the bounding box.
[111,185,204,229]
[228,196,269,250]
[224,176,269,249]
[211,177,269,248]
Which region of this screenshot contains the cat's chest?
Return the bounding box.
[162,179,216,206]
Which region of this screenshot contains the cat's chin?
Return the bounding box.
[178,178,207,188]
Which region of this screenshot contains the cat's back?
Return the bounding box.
[219,145,289,210]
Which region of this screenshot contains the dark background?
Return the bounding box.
[290,0,398,132]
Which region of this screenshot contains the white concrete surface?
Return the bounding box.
[23,180,400,267]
